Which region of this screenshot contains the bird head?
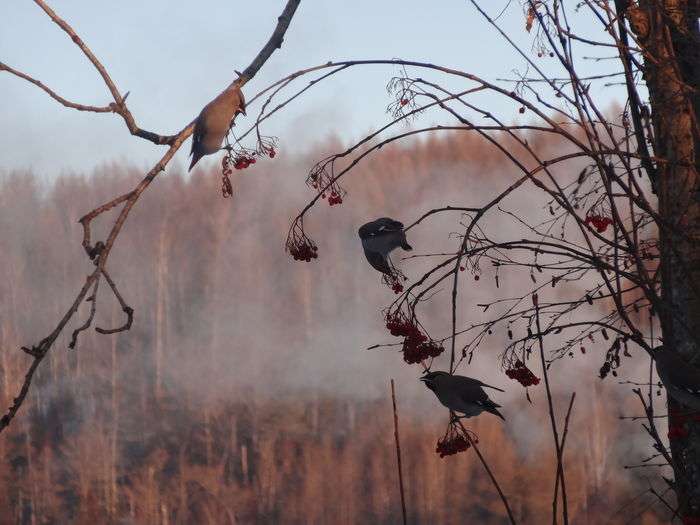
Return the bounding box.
[357,223,374,240]
[420,371,449,391]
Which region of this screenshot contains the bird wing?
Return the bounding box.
[359,218,403,238]
[375,217,405,232]
[363,249,393,275]
[190,119,204,156]
[452,374,505,393]
[188,120,206,170]
[455,384,505,419]
[452,379,490,404]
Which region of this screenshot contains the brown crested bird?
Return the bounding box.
[189,85,246,171]
[651,346,700,411]
[420,371,506,420]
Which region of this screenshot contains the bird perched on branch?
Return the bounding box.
[420,371,506,420]
[357,217,412,275]
[189,85,246,171]
[651,346,700,411]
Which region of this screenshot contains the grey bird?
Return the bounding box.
[651,346,700,411]
[420,371,505,420]
[357,217,412,275]
[189,85,246,171]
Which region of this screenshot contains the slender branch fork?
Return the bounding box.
[0,0,302,434]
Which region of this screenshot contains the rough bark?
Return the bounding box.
[632,0,699,516]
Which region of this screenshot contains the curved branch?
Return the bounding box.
[0,61,112,113]
[32,0,180,145]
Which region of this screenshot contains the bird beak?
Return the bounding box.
[419,375,429,382]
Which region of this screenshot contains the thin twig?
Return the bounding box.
[457,420,517,525]
[68,277,100,349]
[0,61,112,113]
[390,379,408,525]
[534,298,568,525]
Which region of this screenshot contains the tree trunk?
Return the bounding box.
[632,0,700,516]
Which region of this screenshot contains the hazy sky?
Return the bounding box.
[1,1,623,176]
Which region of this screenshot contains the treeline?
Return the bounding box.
[0,132,663,523]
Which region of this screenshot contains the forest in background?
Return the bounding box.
[0,131,665,523]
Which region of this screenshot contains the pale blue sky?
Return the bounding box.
[1,1,623,175]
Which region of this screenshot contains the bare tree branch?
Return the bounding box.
[0,0,304,435]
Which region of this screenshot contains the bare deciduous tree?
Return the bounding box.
[1,0,698,522]
[250,1,696,520]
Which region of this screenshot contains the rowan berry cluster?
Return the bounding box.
[505,360,540,387]
[306,161,345,207]
[403,338,444,365]
[385,312,419,338]
[221,156,234,198]
[288,240,317,262]
[382,271,406,294]
[384,312,444,364]
[584,213,613,233]
[436,434,469,457]
[286,226,318,262]
[435,422,477,458]
[326,191,343,206]
[231,154,257,170]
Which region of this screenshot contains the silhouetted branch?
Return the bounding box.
[68,278,100,349]
[239,0,302,84]
[457,420,517,524]
[534,300,569,525]
[0,61,113,113]
[390,379,408,525]
[1,0,303,435]
[32,0,177,145]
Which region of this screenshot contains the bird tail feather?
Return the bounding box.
[487,406,506,421]
[189,151,204,172]
[479,381,505,392]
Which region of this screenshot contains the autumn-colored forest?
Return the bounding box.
[0,132,665,523]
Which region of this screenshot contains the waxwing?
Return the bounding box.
[189,85,246,171]
[421,371,506,420]
[358,217,413,275]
